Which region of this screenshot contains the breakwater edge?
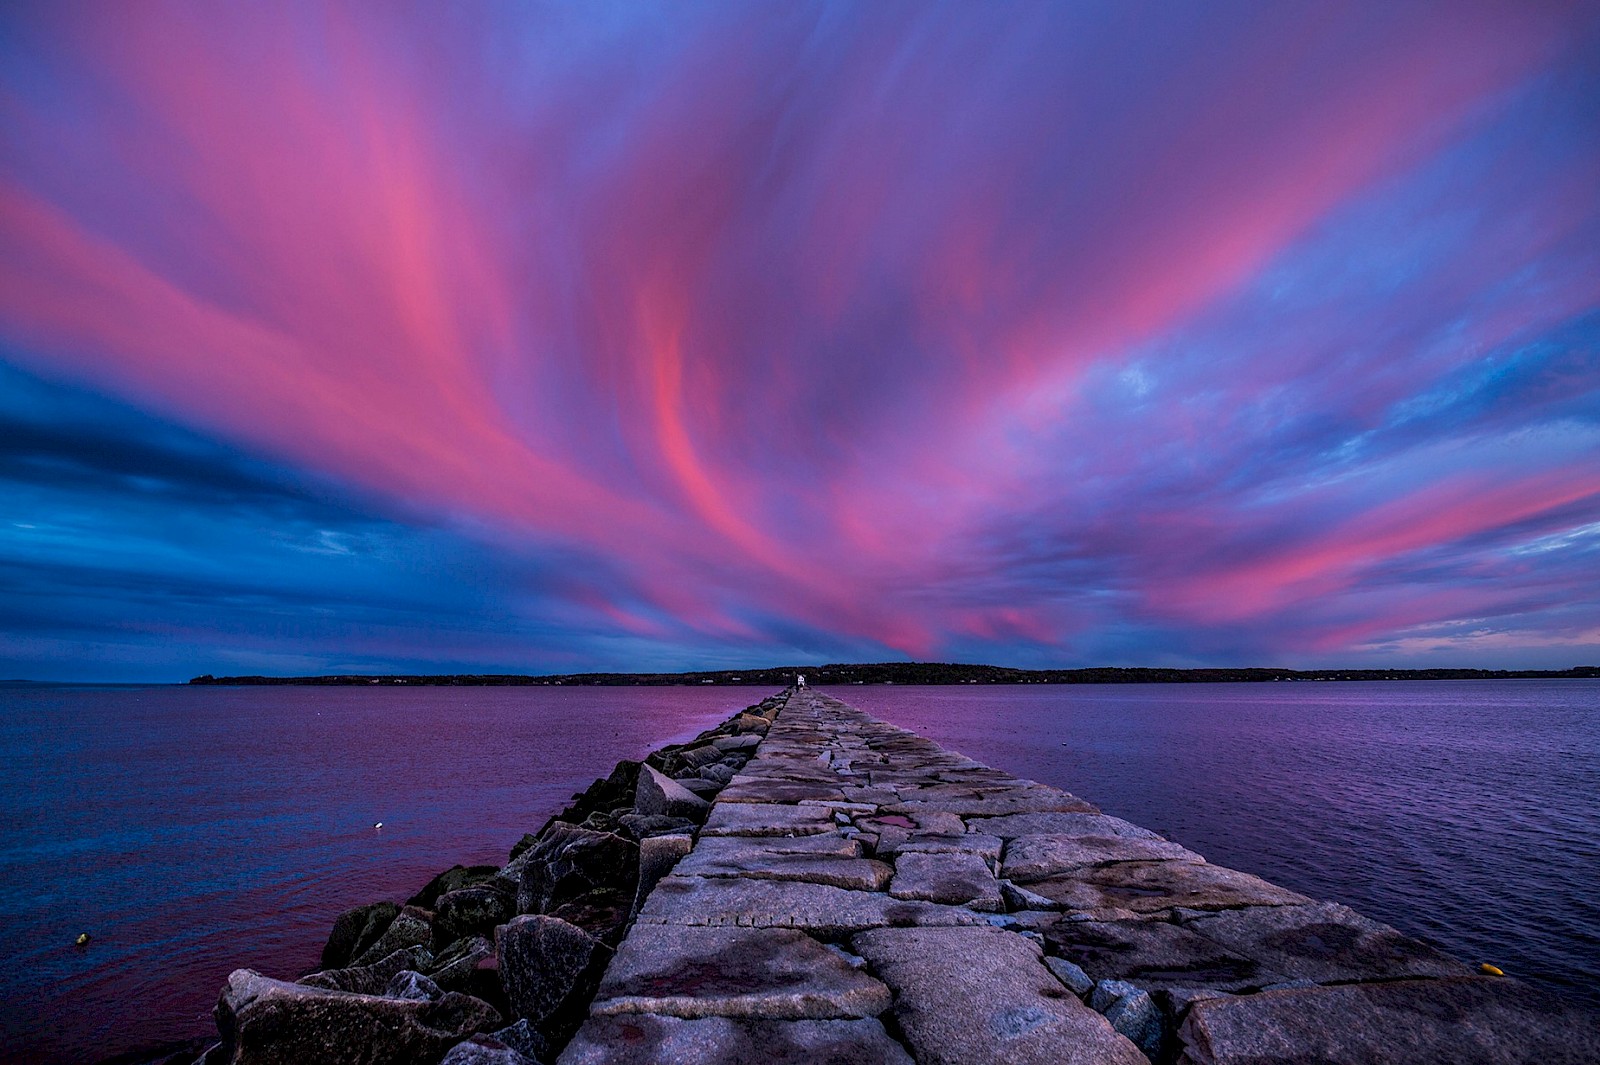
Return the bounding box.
[129,688,1599,1064]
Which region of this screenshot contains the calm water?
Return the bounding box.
[2,682,1597,1062]
[835,681,1600,1010]
[0,686,751,1064]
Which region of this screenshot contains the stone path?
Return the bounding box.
[557,689,1599,1064]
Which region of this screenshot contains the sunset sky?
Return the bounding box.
[2,1,1597,681]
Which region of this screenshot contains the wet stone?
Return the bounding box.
[889,852,1003,911]
[590,926,891,1019]
[851,926,1149,1065]
[1002,834,1204,881]
[1180,901,1475,984]
[556,1014,913,1065]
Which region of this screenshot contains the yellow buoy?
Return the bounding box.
[75,933,90,947]
[1479,963,1504,977]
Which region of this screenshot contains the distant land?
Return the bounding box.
[188,662,1600,686]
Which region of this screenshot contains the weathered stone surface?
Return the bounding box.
[635,875,989,932]
[489,1018,549,1062]
[686,833,864,862]
[675,745,725,770]
[299,946,434,995]
[436,887,512,946]
[590,926,891,1019]
[321,901,402,970]
[700,803,838,837]
[634,765,710,820]
[1002,834,1203,881]
[851,927,1148,1065]
[353,905,435,967]
[1016,860,1310,914]
[1036,917,1280,991]
[633,833,692,914]
[967,813,1164,841]
[698,762,737,785]
[712,733,762,752]
[675,848,893,891]
[889,833,1003,865]
[496,915,610,1030]
[515,824,638,917]
[863,809,966,836]
[1181,901,1474,984]
[557,1015,913,1064]
[888,852,1002,911]
[716,780,848,804]
[214,969,499,1065]
[1177,976,1600,1065]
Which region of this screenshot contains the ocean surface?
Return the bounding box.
[0,685,751,1064]
[2,680,1597,1062]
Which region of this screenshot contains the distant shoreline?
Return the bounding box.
[187,662,1600,686]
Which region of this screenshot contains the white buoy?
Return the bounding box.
[374,822,384,830]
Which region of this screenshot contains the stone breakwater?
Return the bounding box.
[181,687,1596,1065]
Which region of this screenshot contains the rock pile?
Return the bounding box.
[192,692,787,1065]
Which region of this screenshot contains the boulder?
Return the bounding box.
[352,905,435,967]
[514,823,638,917]
[634,765,711,820]
[698,763,737,786]
[409,865,500,909]
[488,1018,550,1063]
[712,734,762,752]
[435,887,512,946]
[320,901,401,970]
[299,946,435,995]
[213,969,499,1065]
[496,915,610,1039]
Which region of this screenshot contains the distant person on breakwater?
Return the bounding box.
[796,674,806,688]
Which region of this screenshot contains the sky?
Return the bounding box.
[1,2,1598,682]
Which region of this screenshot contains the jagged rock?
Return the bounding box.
[676,745,725,770]
[352,905,435,967]
[712,734,762,752]
[634,833,693,913]
[436,887,512,945]
[677,777,721,798]
[699,762,737,785]
[428,936,497,995]
[299,946,434,995]
[213,969,499,1065]
[437,1038,537,1065]
[387,970,444,1002]
[1091,979,1163,1059]
[1044,957,1095,997]
[515,823,638,916]
[488,1019,549,1062]
[410,865,500,909]
[615,813,696,840]
[634,765,711,820]
[320,901,401,970]
[496,915,610,1040]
